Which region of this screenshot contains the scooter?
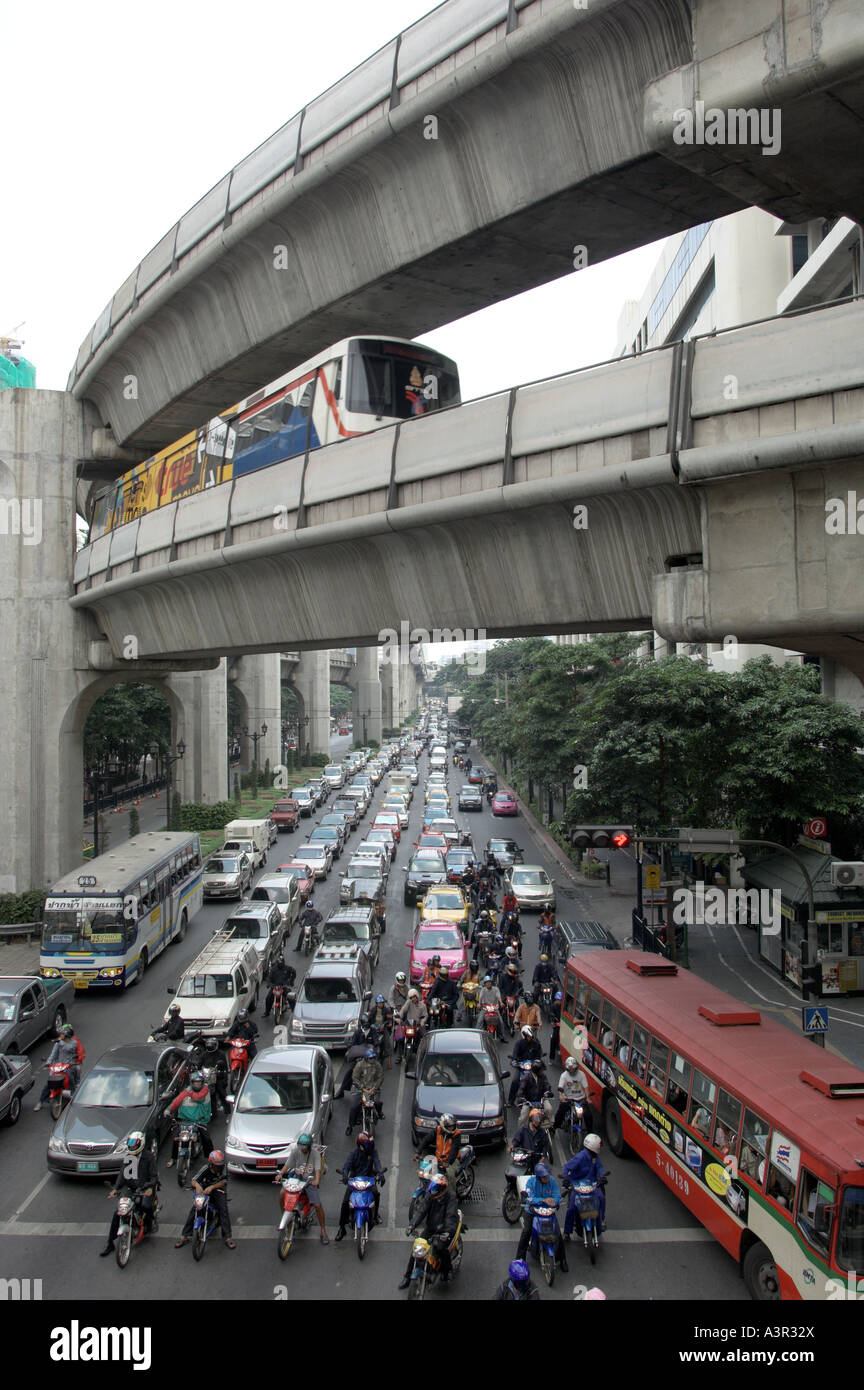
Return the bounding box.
[188,1191,220,1261]
[275,1171,315,1260]
[404,1216,464,1299]
[44,1061,75,1119]
[114,1186,160,1269]
[502,1148,540,1224]
[538,924,555,959]
[360,1089,380,1134]
[402,1019,421,1064]
[461,980,479,1024]
[227,1036,251,1093]
[538,981,554,1020]
[563,1176,608,1266]
[474,930,493,968]
[565,1099,590,1156]
[503,994,518,1037]
[408,1147,475,1224]
[428,998,453,1031]
[346,1174,382,1260]
[482,1002,501,1040]
[271,984,288,1026]
[174,1120,205,1188]
[524,1197,562,1287]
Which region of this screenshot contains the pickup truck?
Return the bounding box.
[0,976,75,1055]
[270,798,300,833]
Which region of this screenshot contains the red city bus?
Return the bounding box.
[559,951,864,1301]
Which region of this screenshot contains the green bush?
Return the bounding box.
[308,753,329,767]
[128,807,141,838]
[179,800,235,831]
[0,890,47,924]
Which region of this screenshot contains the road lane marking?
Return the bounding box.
[7,1171,51,1223]
[0,1220,713,1243]
[387,1056,406,1229]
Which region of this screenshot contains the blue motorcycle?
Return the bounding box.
[564,1177,606,1266]
[347,1175,379,1260]
[524,1198,561,1287]
[191,1192,220,1262]
[408,1145,476,1224]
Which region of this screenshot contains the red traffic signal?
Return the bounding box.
[610,830,631,849]
[570,826,633,851]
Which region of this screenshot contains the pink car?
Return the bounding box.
[407,920,468,985]
[492,792,518,817]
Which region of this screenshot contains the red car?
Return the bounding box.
[415,832,449,853]
[491,792,518,817]
[407,920,468,985]
[276,861,315,897]
[372,813,401,843]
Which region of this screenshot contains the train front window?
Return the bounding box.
[347,340,459,420]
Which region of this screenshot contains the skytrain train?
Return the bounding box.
[89,335,461,538]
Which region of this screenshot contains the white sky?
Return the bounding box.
[2,0,664,399]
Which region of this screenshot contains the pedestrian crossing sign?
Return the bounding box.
[802,1006,828,1035]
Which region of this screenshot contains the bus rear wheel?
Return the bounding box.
[742,1241,781,1300]
[603,1096,629,1158]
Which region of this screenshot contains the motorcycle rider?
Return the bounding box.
[427,965,459,1026]
[508,1108,553,1170]
[553,1055,592,1133]
[460,865,478,900]
[514,993,542,1035]
[389,971,410,1013]
[369,994,394,1068]
[492,1258,541,1301]
[34,1024,85,1109]
[100,1131,159,1257]
[275,1132,330,1244]
[501,886,519,918]
[202,1036,231,1117]
[459,960,482,1023]
[418,953,442,995]
[499,961,523,1031]
[501,910,522,958]
[346,1046,384,1134]
[231,1008,259,1063]
[166,1069,213,1166]
[294,898,323,952]
[562,1133,607,1237]
[398,988,429,1032]
[335,1132,386,1240]
[175,1149,235,1249]
[399,1174,460,1289]
[478,974,504,1039]
[517,1058,553,1125]
[157,1002,186,1041]
[263,957,297,1018]
[485,854,502,891]
[548,990,562,1063]
[471,907,495,950]
[515,1161,568,1273]
[415,1113,463,1187]
[531,953,559,1005]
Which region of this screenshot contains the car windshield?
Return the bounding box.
[206,858,240,873]
[347,859,378,876]
[324,767,341,776]
[489,840,514,854]
[302,977,359,1004]
[222,919,267,940]
[412,855,444,871]
[367,832,392,845]
[324,921,369,943]
[513,870,550,886]
[459,786,475,795]
[273,803,296,813]
[376,815,398,825]
[75,1066,154,1108]
[311,830,337,842]
[237,1071,314,1114]
[251,887,291,904]
[177,973,235,998]
[301,848,327,860]
[420,1052,496,1086]
[417,927,462,950]
[424,892,463,912]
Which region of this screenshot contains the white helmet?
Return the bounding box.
[520,1025,533,1039]
[565,1057,579,1073]
[408,988,419,1001]
[583,1133,602,1154]
[395,972,407,984]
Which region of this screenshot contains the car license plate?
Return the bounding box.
[76,1160,99,1171]
[72,977,90,989]
[256,1158,277,1169]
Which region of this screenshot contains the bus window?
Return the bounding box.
[838,1188,864,1272]
[614,1012,633,1068]
[666,1051,691,1113]
[688,1070,717,1138]
[713,1088,743,1157]
[630,1024,649,1080]
[796,1171,835,1255]
[575,978,588,1015]
[600,998,617,1050]
[765,1163,795,1209]
[739,1109,769,1180]
[563,974,577,1020]
[647,1037,670,1095]
[586,990,602,1038]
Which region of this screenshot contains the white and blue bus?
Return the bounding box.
[40,832,203,990]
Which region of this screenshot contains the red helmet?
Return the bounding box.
[357,1131,374,1151]
[209,1150,225,1169]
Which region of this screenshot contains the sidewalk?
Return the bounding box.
[0,936,41,976]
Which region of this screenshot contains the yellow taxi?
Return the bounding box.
[425,786,451,809]
[418,883,470,937]
[381,794,410,828]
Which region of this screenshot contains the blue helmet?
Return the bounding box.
[508,1259,530,1287]
[554,990,563,1001]
[534,1162,551,1181]
[375,994,385,1004]
[364,1046,377,1059]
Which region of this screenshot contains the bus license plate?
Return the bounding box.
[76,1161,99,1172]
[72,978,90,989]
[256,1159,277,1169]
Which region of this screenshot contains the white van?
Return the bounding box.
[222,819,270,869]
[165,936,260,1038]
[387,771,413,802]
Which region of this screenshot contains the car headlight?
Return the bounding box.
[414,1116,436,1129]
[41,968,60,979]
[480,1117,503,1129]
[48,1134,68,1154]
[114,1134,131,1152]
[290,1021,304,1034]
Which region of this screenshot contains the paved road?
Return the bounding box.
[0,741,746,1302]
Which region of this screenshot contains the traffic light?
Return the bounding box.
[570,826,633,851]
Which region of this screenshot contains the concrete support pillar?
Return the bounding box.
[166,660,229,803]
[231,654,282,777]
[351,646,382,745]
[293,649,331,759]
[380,657,399,733]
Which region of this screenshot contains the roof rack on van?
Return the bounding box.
[314,944,362,961]
[187,928,245,969]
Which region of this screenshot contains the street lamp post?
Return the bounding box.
[361,709,370,746]
[242,721,268,769]
[151,740,185,829]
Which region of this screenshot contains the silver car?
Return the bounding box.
[0,1052,34,1126]
[294,843,333,880]
[224,1045,332,1176]
[506,865,557,912]
[202,853,253,900]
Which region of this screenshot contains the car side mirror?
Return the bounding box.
[321,1092,331,1104]
[500,1070,511,1080]
[166,987,175,995]
[405,1069,416,1080]
[405,942,412,948]
[224,1094,235,1107]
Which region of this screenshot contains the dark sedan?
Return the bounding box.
[403,850,448,907]
[46,1043,189,1175]
[408,1028,509,1148]
[458,785,483,811]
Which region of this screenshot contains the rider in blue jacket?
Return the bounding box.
[562,1133,607,1236]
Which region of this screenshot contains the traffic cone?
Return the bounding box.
[136,797,141,806]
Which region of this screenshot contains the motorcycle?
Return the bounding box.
[404,1217,464,1299]
[402,1019,421,1063]
[191,1191,220,1261]
[346,1173,382,1260]
[523,1197,562,1287]
[114,1187,159,1269]
[563,1176,607,1265]
[409,1148,475,1224]
[505,930,522,961]
[300,918,320,955]
[502,1148,541,1224]
[360,1089,380,1134]
[565,1098,590,1156]
[481,1002,501,1040]
[44,1061,75,1119]
[271,984,288,1026]
[174,1120,205,1188]
[539,981,554,1020]
[461,981,479,1024]
[474,929,493,968]
[503,994,518,1037]
[538,925,555,959]
[227,1036,251,1093]
[275,1170,315,1259]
